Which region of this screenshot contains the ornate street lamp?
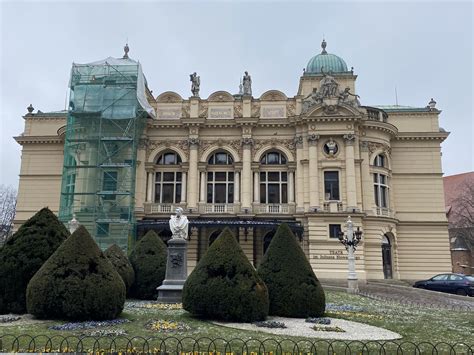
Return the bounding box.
[338,216,363,293]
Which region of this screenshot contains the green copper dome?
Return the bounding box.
[305,40,348,74]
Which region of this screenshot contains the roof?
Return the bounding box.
[305,40,350,75]
[373,105,434,113]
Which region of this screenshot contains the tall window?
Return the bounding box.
[155,152,182,204]
[207,152,234,204]
[374,173,389,208]
[324,171,340,200]
[259,151,288,204]
[102,171,117,200]
[64,155,76,207]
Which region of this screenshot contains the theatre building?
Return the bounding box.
[13,41,452,281]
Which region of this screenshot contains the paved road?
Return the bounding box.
[322,280,474,310]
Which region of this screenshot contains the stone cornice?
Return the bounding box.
[395,132,449,141]
[14,135,64,145]
[361,120,398,137]
[22,113,67,121]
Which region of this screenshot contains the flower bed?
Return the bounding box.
[0,315,21,323]
[312,325,345,333]
[49,319,130,331]
[145,319,190,332]
[253,320,287,329]
[306,317,331,325]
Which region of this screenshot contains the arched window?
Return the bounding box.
[207,152,234,204]
[155,151,182,203]
[263,230,276,255]
[260,151,287,165]
[259,151,288,204]
[374,154,386,168]
[208,152,233,165]
[209,229,222,246]
[157,152,182,165]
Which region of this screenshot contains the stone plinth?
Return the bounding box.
[157,238,188,303]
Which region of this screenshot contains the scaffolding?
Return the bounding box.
[59,56,154,250]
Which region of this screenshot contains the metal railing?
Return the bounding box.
[0,335,472,354]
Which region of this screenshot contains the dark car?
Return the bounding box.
[413,273,474,296]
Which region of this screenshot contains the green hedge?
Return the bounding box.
[129,230,167,299]
[0,208,69,314]
[26,225,125,320]
[104,244,135,294]
[183,228,269,322]
[257,223,325,317]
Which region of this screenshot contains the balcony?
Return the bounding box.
[375,207,394,218]
[323,201,344,213]
[255,204,293,214]
[200,203,236,214]
[145,203,184,214]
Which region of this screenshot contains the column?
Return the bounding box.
[187,140,199,209]
[344,134,357,210]
[181,171,187,203]
[360,141,373,213]
[288,170,295,203]
[234,171,240,203]
[241,139,252,209]
[308,134,320,210]
[295,135,304,212]
[146,171,153,202]
[253,171,260,203]
[199,171,206,203]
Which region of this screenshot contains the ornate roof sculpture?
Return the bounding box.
[305,39,349,75]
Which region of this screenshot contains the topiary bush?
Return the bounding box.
[26,225,126,320]
[0,207,69,314]
[129,230,167,299]
[257,223,325,318]
[104,244,135,294]
[183,228,269,322]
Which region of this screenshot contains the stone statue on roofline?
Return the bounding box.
[338,87,361,107]
[169,207,189,240]
[190,72,200,97]
[242,71,252,96]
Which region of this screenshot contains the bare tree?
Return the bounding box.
[448,181,474,250]
[0,185,17,241]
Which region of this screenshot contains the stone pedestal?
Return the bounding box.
[157,238,188,303]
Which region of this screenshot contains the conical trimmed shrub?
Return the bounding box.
[257,223,325,317]
[129,230,167,299]
[26,225,126,320]
[104,244,135,294]
[0,207,69,314]
[183,228,269,322]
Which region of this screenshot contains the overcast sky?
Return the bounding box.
[0,0,472,188]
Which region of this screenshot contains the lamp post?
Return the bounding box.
[338,216,363,294]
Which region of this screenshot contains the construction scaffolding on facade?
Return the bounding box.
[58,56,155,250]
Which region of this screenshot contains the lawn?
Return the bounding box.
[0,290,472,353]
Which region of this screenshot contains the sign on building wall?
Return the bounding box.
[208,107,233,119]
[261,106,286,118]
[157,108,181,119]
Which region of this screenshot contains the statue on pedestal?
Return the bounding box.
[169,207,188,240]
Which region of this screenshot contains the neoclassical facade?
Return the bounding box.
[14,41,452,280]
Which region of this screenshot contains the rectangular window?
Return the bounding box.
[281,183,288,203]
[96,223,109,237]
[207,184,213,203]
[103,171,117,200]
[324,171,340,200]
[162,184,174,203]
[260,184,266,203]
[329,224,342,239]
[228,183,234,203]
[214,184,226,203]
[268,184,280,204]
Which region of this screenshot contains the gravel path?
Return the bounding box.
[214,316,401,341]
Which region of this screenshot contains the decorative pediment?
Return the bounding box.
[260,90,287,101]
[208,91,234,102]
[304,101,361,117]
[156,91,183,103]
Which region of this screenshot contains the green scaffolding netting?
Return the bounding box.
[59,57,153,250]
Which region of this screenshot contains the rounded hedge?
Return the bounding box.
[183,228,269,322]
[104,244,135,294]
[129,230,167,299]
[26,225,126,320]
[0,207,69,314]
[257,223,325,318]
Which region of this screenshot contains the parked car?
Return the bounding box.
[413,273,474,296]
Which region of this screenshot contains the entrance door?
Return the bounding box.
[382,235,393,279]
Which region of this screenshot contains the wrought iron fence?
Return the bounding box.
[0,335,472,354]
